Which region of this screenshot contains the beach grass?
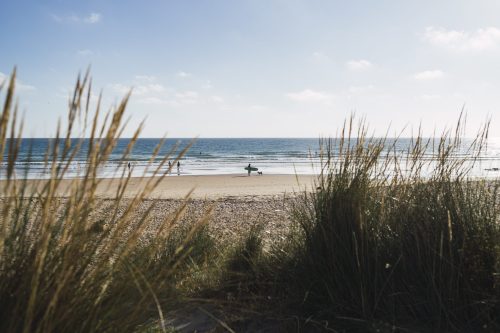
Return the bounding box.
[0,69,499,332]
[0,69,215,332]
[216,119,500,331]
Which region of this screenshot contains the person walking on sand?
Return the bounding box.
[177,161,181,175]
[128,162,131,173]
[168,161,171,174]
[247,163,251,176]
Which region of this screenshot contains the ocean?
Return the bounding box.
[2,138,500,179]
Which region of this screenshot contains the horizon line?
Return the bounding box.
[11,136,496,140]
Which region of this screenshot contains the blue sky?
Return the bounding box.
[1,0,500,137]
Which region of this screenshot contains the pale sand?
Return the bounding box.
[5,174,317,199]
[0,174,317,244]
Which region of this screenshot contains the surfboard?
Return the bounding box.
[244,167,258,171]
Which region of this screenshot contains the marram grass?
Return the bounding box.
[0,69,499,332]
[0,69,212,333]
[215,119,499,332]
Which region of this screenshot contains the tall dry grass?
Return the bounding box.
[0,69,213,332]
[219,118,499,332]
[1,68,499,332]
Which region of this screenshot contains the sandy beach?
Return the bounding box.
[3,174,316,199]
[0,174,317,245]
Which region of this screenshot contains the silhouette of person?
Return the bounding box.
[247,163,251,176]
[177,161,180,175]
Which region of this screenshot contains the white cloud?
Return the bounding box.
[109,83,130,95]
[85,13,101,24]
[111,82,166,96]
[19,82,36,92]
[421,94,441,101]
[248,105,271,112]
[137,97,168,105]
[0,72,36,91]
[423,26,500,51]
[175,91,198,104]
[311,51,329,63]
[77,49,93,57]
[347,85,375,94]
[51,14,71,23]
[202,80,212,89]
[211,95,224,103]
[346,59,372,71]
[144,84,165,93]
[135,84,166,95]
[177,71,191,78]
[286,89,334,103]
[110,75,209,107]
[176,91,198,98]
[413,70,444,81]
[0,72,7,85]
[52,12,102,24]
[135,91,199,106]
[135,75,156,82]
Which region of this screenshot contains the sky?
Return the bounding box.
[1,0,500,138]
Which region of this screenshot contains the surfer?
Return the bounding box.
[247,163,251,176]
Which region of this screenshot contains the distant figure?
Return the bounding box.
[247,163,251,176]
[177,161,181,175]
[168,161,172,174]
[128,162,131,172]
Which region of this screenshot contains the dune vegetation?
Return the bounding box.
[0,70,498,332]
[0,70,215,332]
[218,123,499,332]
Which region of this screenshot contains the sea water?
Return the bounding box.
[1,138,500,179]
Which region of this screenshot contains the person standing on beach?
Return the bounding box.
[128,162,131,173]
[168,161,171,174]
[247,163,251,176]
[177,161,181,175]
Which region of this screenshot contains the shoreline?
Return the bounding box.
[0,173,317,199]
